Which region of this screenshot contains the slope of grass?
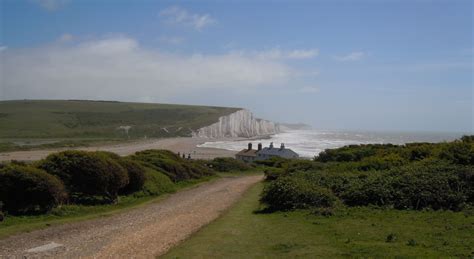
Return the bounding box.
[164,183,474,258]
[0,100,239,140]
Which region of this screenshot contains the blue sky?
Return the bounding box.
[0,0,472,132]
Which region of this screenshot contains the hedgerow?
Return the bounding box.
[260,136,474,212]
[0,165,67,214]
[131,150,214,182]
[38,150,129,203]
[210,157,252,172]
[261,176,337,211]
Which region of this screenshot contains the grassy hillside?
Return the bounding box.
[0,100,239,140]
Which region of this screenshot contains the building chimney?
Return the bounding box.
[248,142,252,150]
[258,143,262,151]
[280,143,285,149]
[269,142,274,149]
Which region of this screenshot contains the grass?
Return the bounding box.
[164,183,474,258]
[0,175,218,239]
[0,100,239,147]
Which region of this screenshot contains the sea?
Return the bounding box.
[198,129,466,158]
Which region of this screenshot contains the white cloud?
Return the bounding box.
[286,49,319,59]
[58,33,73,42]
[33,0,69,11]
[1,37,297,102]
[238,48,319,60]
[335,51,365,61]
[0,46,7,52]
[159,6,216,31]
[299,86,320,94]
[158,36,184,45]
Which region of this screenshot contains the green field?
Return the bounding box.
[0,100,239,151]
[164,183,474,258]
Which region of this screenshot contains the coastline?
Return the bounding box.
[0,137,238,162]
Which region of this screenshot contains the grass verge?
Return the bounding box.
[163,183,474,258]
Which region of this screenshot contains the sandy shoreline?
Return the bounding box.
[0,137,239,162]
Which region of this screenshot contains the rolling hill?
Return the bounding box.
[0,100,240,139]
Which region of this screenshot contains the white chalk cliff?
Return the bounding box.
[193,109,279,138]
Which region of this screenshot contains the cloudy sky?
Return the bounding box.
[0,0,472,132]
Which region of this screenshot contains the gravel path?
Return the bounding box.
[0,175,263,258]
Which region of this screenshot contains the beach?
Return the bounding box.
[0,137,238,162]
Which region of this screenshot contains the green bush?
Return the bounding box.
[94,152,147,195]
[0,165,67,214]
[260,136,474,213]
[316,144,398,162]
[38,150,129,203]
[210,157,252,172]
[387,163,469,210]
[439,141,474,165]
[263,167,285,181]
[261,176,337,211]
[254,157,288,168]
[356,153,406,171]
[131,150,214,182]
[139,168,175,196]
[117,159,146,194]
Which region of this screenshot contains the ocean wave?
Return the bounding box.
[198,129,462,158]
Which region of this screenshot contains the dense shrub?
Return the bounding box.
[285,159,325,173]
[356,153,406,171]
[117,159,147,194]
[254,157,288,168]
[210,157,252,172]
[439,141,474,165]
[0,165,67,214]
[137,168,175,196]
[261,136,474,212]
[263,167,285,181]
[261,176,337,211]
[131,150,214,182]
[316,144,398,162]
[387,163,470,210]
[94,152,147,194]
[38,150,129,203]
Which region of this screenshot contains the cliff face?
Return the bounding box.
[192,109,279,138]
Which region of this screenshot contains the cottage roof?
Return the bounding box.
[258,147,298,157]
[236,149,258,157]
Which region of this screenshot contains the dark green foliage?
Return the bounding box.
[210,157,252,172]
[261,176,337,211]
[131,150,214,182]
[38,150,129,203]
[94,151,146,194]
[316,144,398,163]
[0,202,3,221]
[0,165,67,214]
[117,159,147,194]
[386,233,397,243]
[407,239,418,246]
[439,141,474,165]
[254,157,288,168]
[263,167,285,181]
[261,136,474,212]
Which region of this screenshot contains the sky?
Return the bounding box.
[0,0,472,132]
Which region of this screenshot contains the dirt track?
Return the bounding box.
[0,137,237,162]
[0,175,263,258]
